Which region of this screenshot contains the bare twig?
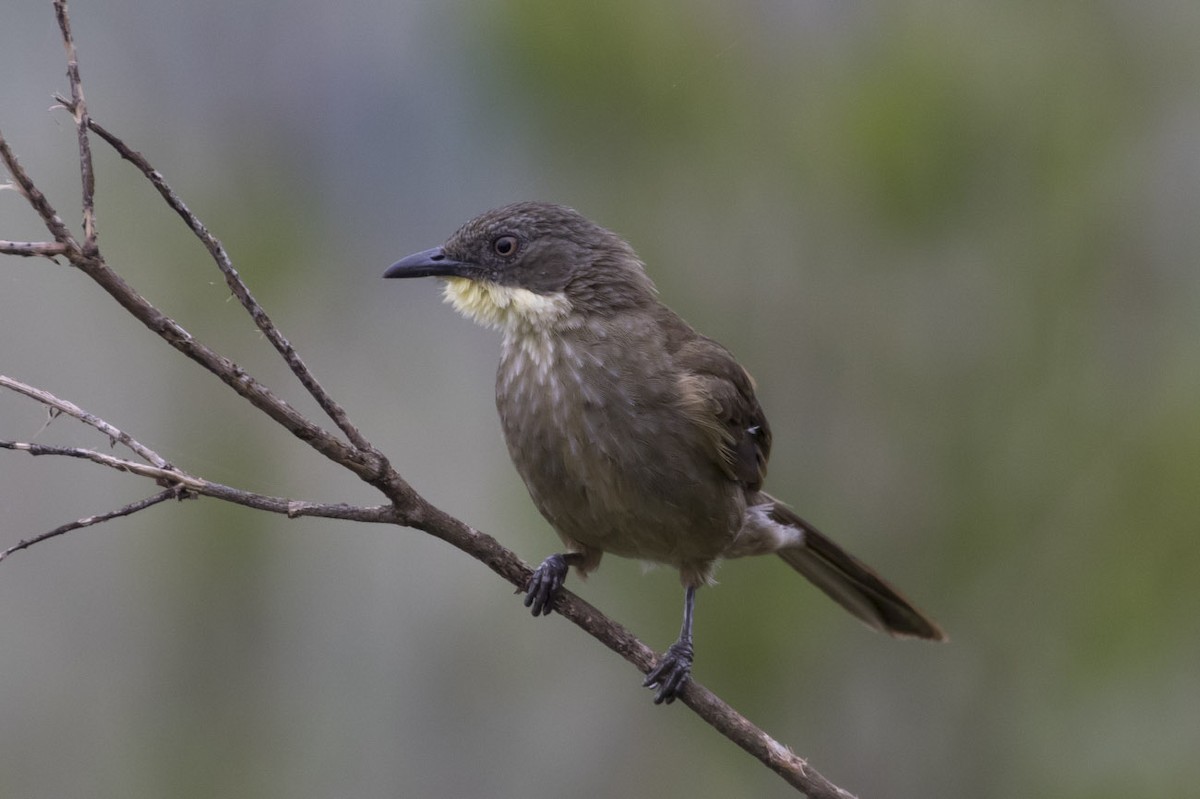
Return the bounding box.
[0,240,68,258]
[67,250,390,481]
[0,440,396,524]
[1,440,202,485]
[7,127,405,499]
[53,0,97,252]
[0,4,860,796]
[0,488,180,563]
[0,439,851,797]
[0,379,853,796]
[398,501,856,798]
[1,429,848,794]
[0,131,78,248]
[1,374,169,468]
[9,119,394,498]
[85,117,376,455]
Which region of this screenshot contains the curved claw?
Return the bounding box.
[643,639,694,704]
[524,553,570,616]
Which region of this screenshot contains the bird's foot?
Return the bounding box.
[523,553,571,616]
[643,638,693,705]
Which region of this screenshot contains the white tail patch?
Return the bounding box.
[725,503,806,558]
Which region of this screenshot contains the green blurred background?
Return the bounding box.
[3,1,1198,797]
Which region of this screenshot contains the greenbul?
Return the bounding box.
[385,202,945,704]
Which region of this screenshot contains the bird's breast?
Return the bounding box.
[495,326,742,567]
[496,329,635,468]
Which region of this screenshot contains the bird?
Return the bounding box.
[384,201,945,704]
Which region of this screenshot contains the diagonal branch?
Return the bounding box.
[399,501,857,798]
[1,374,169,468]
[0,131,78,248]
[64,248,390,481]
[84,117,377,456]
[0,488,180,563]
[0,377,395,524]
[53,0,97,251]
[0,376,854,796]
[1,438,395,520]
[5,119,397,500]
[0,4,861,796]
[1,440,206,486]
[1,431,853,796]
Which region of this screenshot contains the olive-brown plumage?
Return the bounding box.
[385,202,944,703]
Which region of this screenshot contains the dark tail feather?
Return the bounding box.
[769,501,947,641]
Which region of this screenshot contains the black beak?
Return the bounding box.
[384,247,475,279]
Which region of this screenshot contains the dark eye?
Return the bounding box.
[493,235,518,257]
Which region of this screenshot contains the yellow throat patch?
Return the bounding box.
[442,277,572,333]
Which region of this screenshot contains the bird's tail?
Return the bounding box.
[763,497,946,641]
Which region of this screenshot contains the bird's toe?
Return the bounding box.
[643,639,694,704]
[523,553,570,616]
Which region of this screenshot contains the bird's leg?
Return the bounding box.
[643,585,696,704]
[523,552,585,616]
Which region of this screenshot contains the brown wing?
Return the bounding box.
[672,331,772,491]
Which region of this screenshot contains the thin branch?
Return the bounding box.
[1,440,204,486]
[53,0,97,251]
[0,440,395,525]
[0,240,68,258]
[0,441,852,797]
[65,249,389,480]
[400,502,857,798]
[7,120,400,502]
[1,431,852,795]
[0,379,852,795]
[0,130,78,248]
[0,488,179,563]
[85,117,376,455]
[1,374,169,468]
[681,688,856,798]
[40,120,406,502]
[0,4,862,794]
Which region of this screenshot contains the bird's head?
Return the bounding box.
[384,202,657,334]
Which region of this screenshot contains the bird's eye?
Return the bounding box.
[493,235,518,257]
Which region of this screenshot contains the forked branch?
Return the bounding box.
[0,3,856,796]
